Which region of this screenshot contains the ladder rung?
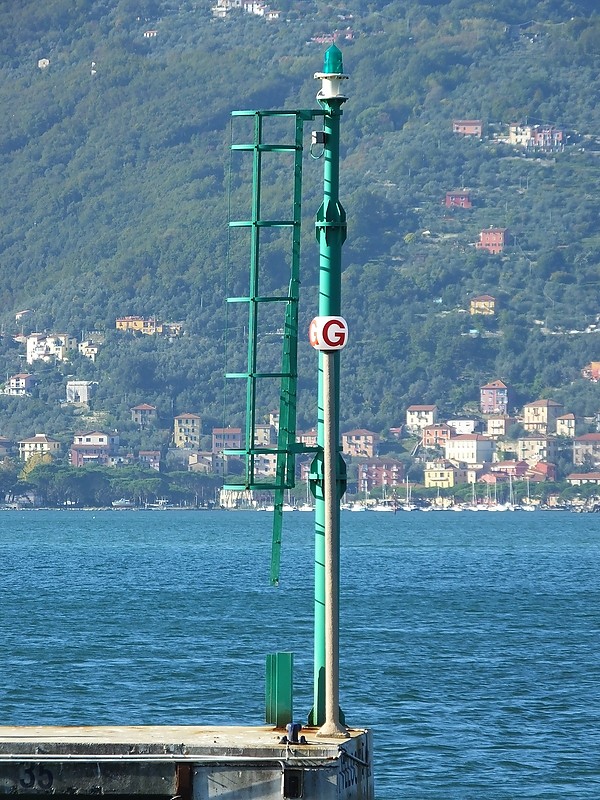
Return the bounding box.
[227,296,294,303]
[231,144,301,152]
[224,482,295,491]
[225,371,296,379]
[229,220,297,228]
[231,109,323,118]
[224,447,297,456]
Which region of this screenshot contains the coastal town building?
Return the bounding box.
[476,228,507,255]
[174,413,202,448]
[445,190,472,209]
[507,123,564,151]
[341,429,379,458]
[566,472,600,486]
[19,433,61,462]
[254,423,277,448]
[446,419,478,436]
[188,451,223,475]
[211,0,280,19]
[253,453,277,478]
[115,316,182,337]
[581,362,600,382]
[480,379,510,414]
[517,435,557,465]
[65,380,97,405]
[527,461,557,482]
[445,434,495,465]
[309,28,355,45]
[269,411,280,431]
[556,413,578,438]
[486,416,516,439]
[573,433,600,467]
[131,404,158,427]
[452,119,483,137]
[406,405,438,433]
[70,431,119,467]
[357,458,404,493]
[212,426,242,454]
[523,399,563,434]
[138,450,161,471]
[424,460,468,489]
[26,333,77,364]
[488,460,529,479]
[421,423,453,449]
[4,373,36,396]
[470,294,496,315]
[78,340,102,362]
[297,429,318,448]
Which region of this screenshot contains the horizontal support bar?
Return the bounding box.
[226,296,293,303]
[229,220,297,228]
[231,109,325,119]
[223,482,295,491]
[225,371,296,379]
[231,144,300,152]
[224,445,319,456]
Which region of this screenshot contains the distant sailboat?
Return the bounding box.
[465,482,480,511]
[401,477,417,511]
[520,477,536,511]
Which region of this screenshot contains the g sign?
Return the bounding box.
[309,316,348,350]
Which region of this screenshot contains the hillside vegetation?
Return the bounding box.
[0,0,599,444]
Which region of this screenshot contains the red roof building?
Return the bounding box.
[480,379,510,415]
[452,119,483,137]
[445,190,472,209]
[476,228,507,254]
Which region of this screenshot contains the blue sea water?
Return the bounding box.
[0,509,599,798]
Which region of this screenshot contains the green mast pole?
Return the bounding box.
[310,45,348,730]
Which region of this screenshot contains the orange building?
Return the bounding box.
[452,119,483,137]
[476,228,507,254]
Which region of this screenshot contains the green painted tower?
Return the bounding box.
[225,45,350,735]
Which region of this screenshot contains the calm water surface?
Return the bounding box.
[0,509,599,798]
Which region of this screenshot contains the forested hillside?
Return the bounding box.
[0,0,599,443]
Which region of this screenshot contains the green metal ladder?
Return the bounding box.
[225,109,323,586]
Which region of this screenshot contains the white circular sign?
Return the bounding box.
[309,316,348,350]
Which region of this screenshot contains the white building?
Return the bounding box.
[78,340,102,362]
[4,373,36,396]
[18,433,61,462]
[445,434,495,465]
[66,380,97,404]
[406,405,438,433]
[447,419,478,436]
[26,333,77,364]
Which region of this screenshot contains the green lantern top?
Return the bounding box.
[323,44,344,75]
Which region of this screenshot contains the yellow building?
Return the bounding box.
[522,399,563,434]
[470,295,496,315]
[174,413,202,448]
[424,460,468,489]
[116,316,164,335]
[116,317,182,336]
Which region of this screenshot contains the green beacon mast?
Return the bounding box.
[310,44,349,736]
[225,45,350,735]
